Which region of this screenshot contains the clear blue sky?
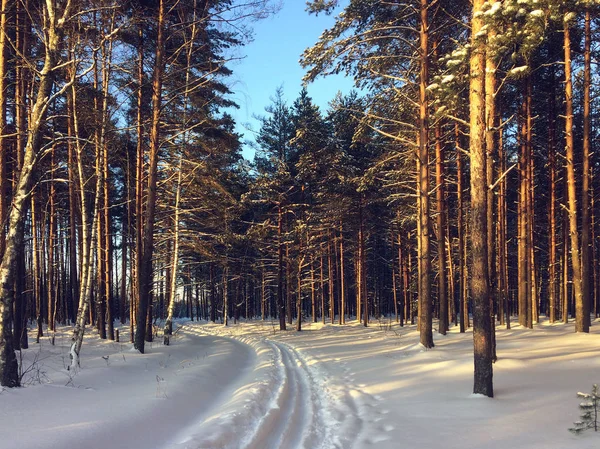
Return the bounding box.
[226,0,354,160]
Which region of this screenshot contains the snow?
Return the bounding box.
[509,65,529,76]
[2,318,600,449]
[484,2,502,16]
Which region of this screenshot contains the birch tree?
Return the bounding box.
[0,0,73,387]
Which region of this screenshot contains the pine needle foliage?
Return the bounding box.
[570,384,600,434]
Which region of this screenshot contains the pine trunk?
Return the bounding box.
[470,0,493,397]
[564,23,587,333]
[135,0,167,352]
[418,0,433,348]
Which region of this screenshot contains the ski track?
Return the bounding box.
[177,326,365,449]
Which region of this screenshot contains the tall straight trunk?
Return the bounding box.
[103,150,113,339]
[164,167,182,344]
[564,22,587,333]
[526,77,535,328]
[100,20,115,340]
[261,266,266,320]
[135,0,167,352]
[418,0,433,348]
[435,121,448,335]
[277,205,286,330]
[359,199,368,326]
[210,263,216,323]
[127,147,135,340]
[339,225,345,325]
[296,252,303,331]
[32,193,42,342]
[334,229,341,322]
[356,244,361,322]
[582,9,592,329]
[563,208,569,323]
[328,233,334,322]
[96,196,107,338]
[311,257,316,322]
[548,66,558,324]
[593,185,599,318]
[120,212,127,325]
[14,0,29,349]
[485,43,497,358]
[400,233,408,326]
[392,230,399,323]
[446,227,456,325]
[48,146,57,334]
[320,251,325,324]
[456,123,466,333]
[286,242,292,325]
[223,268,228,326]
[0,0,9,260]
[518,96,529,327]
[67,98,79,325]
[134,27,144,342]
[497,110,509,329]
[470,0,493,397]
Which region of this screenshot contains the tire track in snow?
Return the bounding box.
[242,342,301,449]
[243,339,363,449]
[174,324,365,449]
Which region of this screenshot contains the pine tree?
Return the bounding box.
[570,385,600,434]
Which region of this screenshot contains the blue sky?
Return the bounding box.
[226,0,354,160]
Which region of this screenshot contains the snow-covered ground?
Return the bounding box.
[2,318,599,449]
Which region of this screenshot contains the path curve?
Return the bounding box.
[176,324,365,449]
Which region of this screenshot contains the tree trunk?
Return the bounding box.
[548,65,558,324]
[277,205,286,330]
[135,0,167,352]
[456,123,467,332]
[582,9,592,329]
[435,121,448,335]
[418,0,433,348]
[470,0,493,397]
[339,225,345,325]
[164,166,182,344]
[564,22,587,333]
[518,95,529,328]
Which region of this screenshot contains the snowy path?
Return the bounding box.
[241,341,321,449]
[174,326,365,449]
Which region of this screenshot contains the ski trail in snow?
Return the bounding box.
[173,324,365,449]
[243,339,364,449]
[242,340,325,449]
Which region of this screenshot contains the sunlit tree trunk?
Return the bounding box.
[456,124,467,332]
[485,41,497,358]
[339,224,345,325]
[435,120,448,335]
[582,9,592,329]
[564,19,587,333]
[417,0,433,348]
[548,65,558,324]
[277,204,286,330]
[470,0,493,397]
[135,0,167,352]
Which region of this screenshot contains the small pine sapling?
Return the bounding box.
[570,384,600,434]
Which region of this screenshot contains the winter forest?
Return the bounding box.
[1,0,600,448]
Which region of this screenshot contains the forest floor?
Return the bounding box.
[2,317,600,449]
